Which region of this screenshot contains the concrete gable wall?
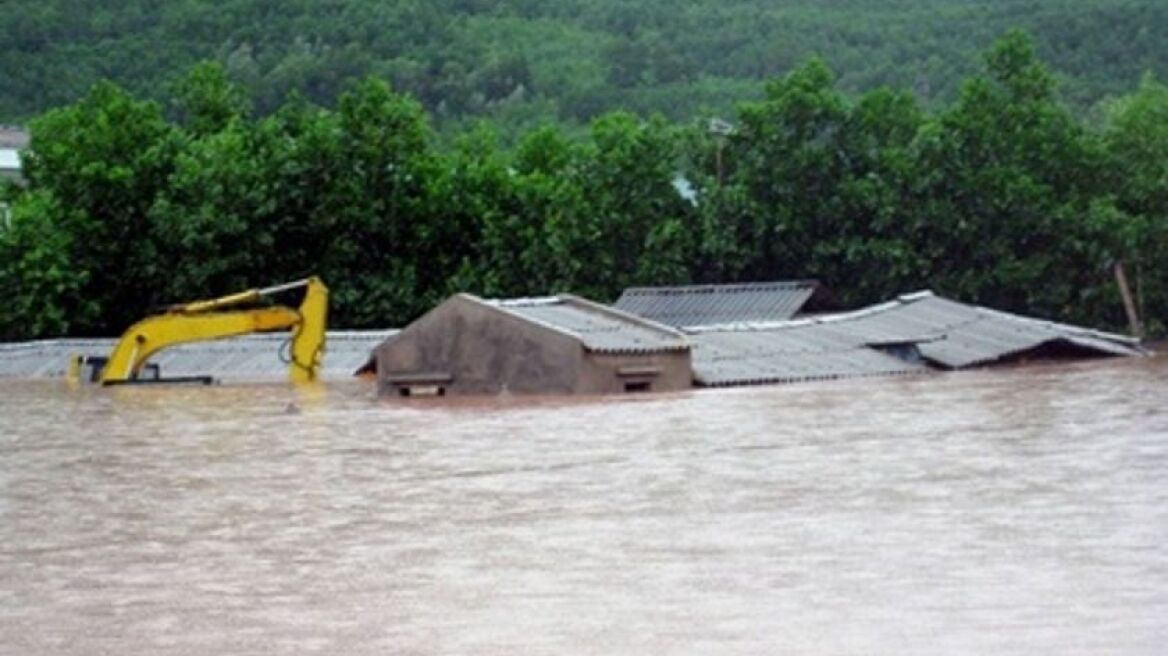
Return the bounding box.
[376,295,585,396]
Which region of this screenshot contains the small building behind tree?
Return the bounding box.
[0,125,28,185]
[374,294,692,397]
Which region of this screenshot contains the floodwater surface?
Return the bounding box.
[1,357,1166,655]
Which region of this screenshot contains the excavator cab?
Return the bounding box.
[74,277,329,386]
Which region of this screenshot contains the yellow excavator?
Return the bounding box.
[72,277,329,386]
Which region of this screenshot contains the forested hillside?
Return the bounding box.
[3,0,1166,130]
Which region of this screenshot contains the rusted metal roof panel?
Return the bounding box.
[613,280,829,327]
[0,331,394,381]
[486,295,689,354]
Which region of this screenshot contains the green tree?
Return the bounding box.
[815,86,926,304]
[325,77,436,326]
[171,61,252,136]
[725,58,851,282]
[147,111,286,300]
[910,30,1120,324]
[1102,73,1168,332]
[688,60,926,305]
[569,112,692,299]
[19,81,179,334]
[0,190,95,339]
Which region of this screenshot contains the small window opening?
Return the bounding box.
[624,381,651,393]
[400,385,445,397]
[140,363,161,381]
[871,342,923,364]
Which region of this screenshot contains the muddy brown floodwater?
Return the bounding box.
[0,356,1166,655]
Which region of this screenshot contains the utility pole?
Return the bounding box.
[708,118,733,186]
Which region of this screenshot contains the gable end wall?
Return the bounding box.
[376,296,585,396]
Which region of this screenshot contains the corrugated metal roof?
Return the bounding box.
[482,294,689,354]
[0,330,394,381]
[690,328,927,387]
[688,291,1143,386]
[901,294,1142,368]
[613,280,829,328]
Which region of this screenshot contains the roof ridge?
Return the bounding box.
[486,295,561,307]
[460,293,586,343]
[621,280,821,296]
[557,294,689,341]
[682,291,927,334]
[464,293,690,353]
[970,301,1141,346]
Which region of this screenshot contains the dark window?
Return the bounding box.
[624,381,651,393]
[872,342,923,364]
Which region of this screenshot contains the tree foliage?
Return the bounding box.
[2,32,1165,339]
[1102,74,1168,333]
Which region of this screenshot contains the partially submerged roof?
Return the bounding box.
[863,292,1141,368]
[690,329,928,386]
[613,280,833,328]
[480,294,689,354]
[688,291,1143,387]
[0,330,396,381]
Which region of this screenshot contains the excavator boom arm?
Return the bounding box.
[288,277,328,383]
[98,277,329,385]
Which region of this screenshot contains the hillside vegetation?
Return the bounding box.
[2,32,1166,339]
[2,0,1166,130]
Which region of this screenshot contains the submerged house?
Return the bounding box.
[374,294,692,397]
[371,285,1143,397]
[685,291,1144,387]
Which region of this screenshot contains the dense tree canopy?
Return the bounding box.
[1,0,1166,133]
[1,31,1165,340]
